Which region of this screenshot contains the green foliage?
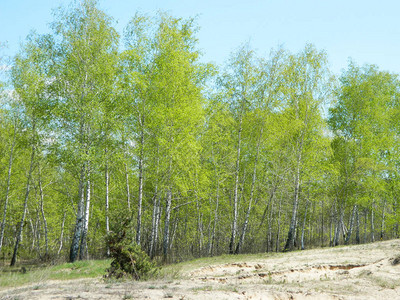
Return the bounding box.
[3,0,400,268]
[105,220,156,280]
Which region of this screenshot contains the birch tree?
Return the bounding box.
[50,0,119,262]
[150,15,206,260]
[329,63,398,245]
[219,44,258,254]
[9,33,52,265]
[283,45,333,251]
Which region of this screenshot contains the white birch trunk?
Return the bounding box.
[301,200,309,250]
[235,128,262,254]
[149,190,158,258]
[69,164,85,262]
[79,168,91,260]
[57,211,66,256]
[229,114,242,254]
[345,205,357,245]
[163,189,172,260]
[38,166,49,258]
[136,127,144,245]
[105,160,110,256]
[208,180,219,256]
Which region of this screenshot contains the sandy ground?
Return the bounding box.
[2,239,400,299]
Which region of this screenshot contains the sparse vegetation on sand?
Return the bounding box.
[0,260,111,289]
[1,239,400,299]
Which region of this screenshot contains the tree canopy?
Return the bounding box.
[1,0,400,265]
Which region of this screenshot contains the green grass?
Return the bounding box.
[2,240,386,291]
[191,285,213,292]
[367,275,400,289]
[0,259,111,289]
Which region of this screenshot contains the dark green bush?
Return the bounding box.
[105,218,156,280]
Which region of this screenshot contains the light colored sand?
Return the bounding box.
[2,239,400,299]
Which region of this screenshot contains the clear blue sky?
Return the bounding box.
[1,0,400,74]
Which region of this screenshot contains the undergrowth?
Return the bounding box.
[0,259,111,288]
[104,217,157,280]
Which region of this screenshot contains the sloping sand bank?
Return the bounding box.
[2,239,400,299]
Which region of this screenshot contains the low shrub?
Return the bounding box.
[105,218,156,280]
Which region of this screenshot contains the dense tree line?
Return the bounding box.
[1,0,400,265]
